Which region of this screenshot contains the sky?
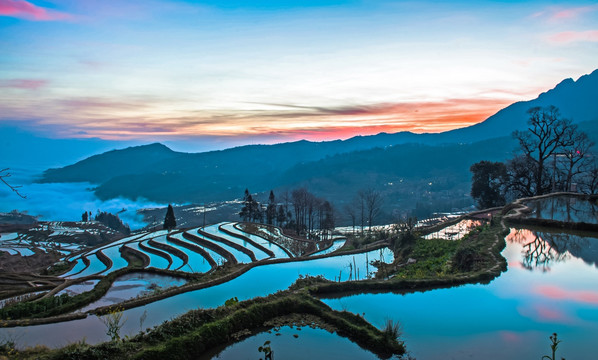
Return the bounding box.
[1,0,597,149]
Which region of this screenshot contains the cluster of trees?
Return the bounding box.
[81,211,92,222]
[239,188,335,239]
[94,211,131,235]
[80,210,131,234]
[344,188,384,233]
[471,106,597,208]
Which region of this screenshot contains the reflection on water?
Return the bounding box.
[507,228,598,270]
[80,272,187,312]
[205,325,379,360]
[423,219,485,240]
[0,249,393,347]
[526,196,598,224]
[323,228,598,360]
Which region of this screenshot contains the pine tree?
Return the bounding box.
[276,205,286,227]
[266,190,276,225]
[163,204,176,230]
[239,189,251,221]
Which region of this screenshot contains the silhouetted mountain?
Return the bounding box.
[41,143,178,183]
[37,69,598,218]
[86,136,518,212]
[432,69,598,143]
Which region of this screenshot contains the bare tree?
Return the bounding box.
[0,168,26,199]
[292,187,309,234]
[359,188,383,231]
[559,131,594,192]
[344,204,357,234]
[580,162,598,194]
[506,155,549,198]
[512,106,576,195]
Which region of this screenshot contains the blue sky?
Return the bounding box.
[1,0,597,147]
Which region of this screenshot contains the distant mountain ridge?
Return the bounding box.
[433,69,598,143]
[37,69,598,216]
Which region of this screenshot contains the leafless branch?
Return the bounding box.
[0,168,26,199]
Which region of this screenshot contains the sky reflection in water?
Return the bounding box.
[322,228,598,360]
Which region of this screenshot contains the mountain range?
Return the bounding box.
[30,68,598,220]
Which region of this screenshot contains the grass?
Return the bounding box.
[15,292,405,360]
[394,238,459,278]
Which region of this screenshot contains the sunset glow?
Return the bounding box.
[1,0,598,147]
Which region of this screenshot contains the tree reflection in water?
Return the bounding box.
[527,196,598,224]
[507,229,573,271]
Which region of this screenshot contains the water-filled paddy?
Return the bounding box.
[310,239,346,256]
[56,280,99,297]
[169,232,225,268]
[526,196,598,224]
[221,223,290,259]
[0,248,393,347]
[3,221,596,359]
[322,229,598,360]
[70,253,108,278]
[204,325,380,360]
[200,225,253,263]
[423,219,485,240]
[80,272,187,312]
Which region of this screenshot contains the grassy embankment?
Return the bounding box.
[5,291,406,360]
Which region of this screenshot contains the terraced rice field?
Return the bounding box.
[57,222,345,280]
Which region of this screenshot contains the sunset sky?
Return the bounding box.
[1,0,597,148]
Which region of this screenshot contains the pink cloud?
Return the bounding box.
[535,285,598,305]
[533,5,598,22]
[518,304,571,323]
[0,78,48,90]
[499,331,522,343]
[548,30,598,44]
[0,0,72,21]
[552,5,598,20]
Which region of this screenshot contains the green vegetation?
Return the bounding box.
[16,292,405,360]
[345,229,391,250]
[394,238,459,278]
[100,307,127,342]
[42,261,72,276]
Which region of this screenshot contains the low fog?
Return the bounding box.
[0,166,165,230]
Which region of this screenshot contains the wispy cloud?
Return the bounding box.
[0,0,72,21]
[532,5,598,22]
[535,285,598,305]
[0,95,514,141]
[0,78,48,90]
[548,30,598,44]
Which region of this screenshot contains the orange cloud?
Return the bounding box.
[0,0,72,21]
[0,95,514,141]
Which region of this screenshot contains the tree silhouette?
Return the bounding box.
[163,204,176,230]
[512,106,577,195]
[0,168,26,199]
[470,161,508,208]
[266,190,276,225]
